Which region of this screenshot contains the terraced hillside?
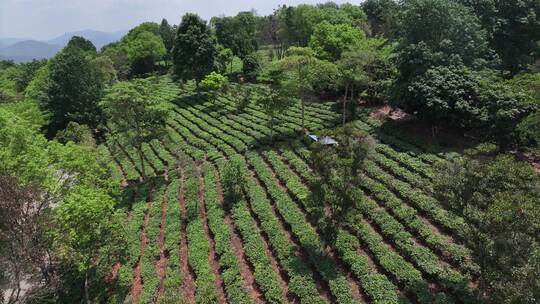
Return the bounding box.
[103,77,478,304]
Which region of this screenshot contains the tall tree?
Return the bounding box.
[42,38,104,134]
[52,186,125,304]
[159,18,175,55]
[65,36,97,54]
[337,51,369,125]
[309,21,365,61]
[173,13,216,94]
[362,0,400,37]
[434,154,540,303]
[309,125,373,236]
[274,47,339,131]
[100,78,169,180]
[122,22,166,75]
[253,84,292,142]
[215,45,233,74]
[396,0,489,78]
[213,11,259,59]
[458,0,540,75]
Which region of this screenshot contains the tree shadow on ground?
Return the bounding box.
[170,92,319,152]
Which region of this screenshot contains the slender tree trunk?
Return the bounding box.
[301,94,305,132]
[350,86,355,121]
[84,270,90,304]
[269,116,274,142]
[343,84,349,126]
[138,146,146,180]
[230,59,233,74]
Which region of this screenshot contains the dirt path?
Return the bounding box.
[257,153,368,303]
[278,149,419,303]
[246,168,330,303]
[178,165,196,303]
[198,166,228,304]
[103,141,129,187]
[114,139,143,178]
[130,186,154,304]
[155,172,170,302]
[214,170,265,304]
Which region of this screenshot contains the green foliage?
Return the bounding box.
[200,71,228,99]
[0,60,45,102]
[276,3,367,47]
[101,42,131,80]
[253,84,293,140]
[65,36,97,55]
[212,11,259,59]
[55,121,96,147]
[216,45,234,73]
[458,0,540,75]
[13,59,47,92]
[122,24,166,75]
[24,63,50,103]
[397,0,489,71]
[53,186,124,270]
[101,77,170,179]
[0,65,21,102]
[266,47,338,129]
[0,108,56,189]
[221,157,246,210]
[0,100,48,132]
[91,55,117,86]
[173,13,216,87]
[309,21,365,61]
[392,0,491,124]
[241,51,262,79]
[309,124,373,232]
[434,155,540,303]
[394,63,537,145]
[505,73,540,104]
[517,111,540,150]
[362,0,400,37]
[42,40,105,133]
[159,18,175,54]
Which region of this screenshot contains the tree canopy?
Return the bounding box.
[41,39,104,134]
[173,13,216,90]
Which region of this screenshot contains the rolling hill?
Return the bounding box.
[0,29,127,62]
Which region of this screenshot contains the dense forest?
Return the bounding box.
[1,1,539,303]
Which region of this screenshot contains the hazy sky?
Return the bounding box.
[0,0,354,40]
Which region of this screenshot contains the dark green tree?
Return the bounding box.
[309,125,373,235]
[101,78,169,180]
[122,22,166,75]
[216,45,234,73]
[213,11,259,59]
[42,40,104,134]
[253,84,292,142]
[458,0,540,75]
[65,36,97,54]
[434,154,540,303]
[173,13,216,94]
[159,18,175,54]
[362,0,400,37]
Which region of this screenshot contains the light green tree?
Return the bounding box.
[253,85,292,141]
[309,21,365,61]
[53,186,126,304]
[101,79,169,180]
[200,71,229,101]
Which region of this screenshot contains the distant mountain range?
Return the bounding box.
[0,30,127,63]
